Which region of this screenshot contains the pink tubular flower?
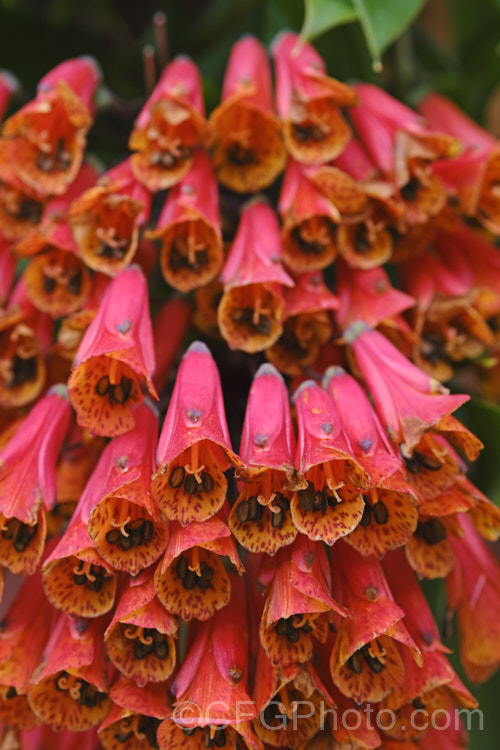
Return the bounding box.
[324,366,419,558]
[158,576,261,750]
[351,83,461,225]
[0,556,58,730]
[0,385,70,575]
[69,157,151,276]
[129,56,207,191]
[278,158,340,273]
[229,363,298,555]
[87,402,169,576]
[154,514,242,621]
[99,678,170,750]
[105,569,178,686]
[446,513,500,683]
[0,57,100,195]
[68,265,157,437]
[14,162,98,317]
[291,379,369,545]
[336,261,415,330]
[346,322,469,452]
[419,93,500,232]
[209,35,287,192]
[147,150,223,292]
[329,541,421,705]
[381,549,476,714]
[42,439,121,618]
[266,271,339,376]
[272,31,356,164]
[0,70,18,122]
[218,200,294,353]
[27,613,110,732]
[152,340,241,526]
[258,536,347,667]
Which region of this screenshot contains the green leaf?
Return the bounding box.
[301,0,357,41]
[352,0,427,69]
[301,0,427,70]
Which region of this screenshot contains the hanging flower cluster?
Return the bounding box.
[1,30,500,750]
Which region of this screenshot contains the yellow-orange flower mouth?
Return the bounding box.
[106,623,176,686]
[89,497,168,576]
[24,247,91,317]
[158,720,239,750]
[285,97,351,164]
[210,100,286,193]
[68,355,143,437]
[0,321,45,409]
[283,216,337,273]
[229,479,297,556]
[154,216,223,293]
[28,670,110,731]
[0,180,44,241]
[333,635,404,705]
[266,312,332,376]
[0,510,46,575]
[101,714,162,750]
[218,283,284,353]
[70,190,143,276]
[152,440,227,526]
[155,546,231,621]
[254,686,324,747]
[43,555,116,617]
[291,465,365,545]
[129,100,206,191]
[345,487,418,558]
[0,685,41,730]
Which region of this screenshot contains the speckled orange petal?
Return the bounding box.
[154,547,231,621]
[158,721,245,750]
[24,248,91,317]
[68,356,143,437]
[282,216,338,273]
[106,622,176,687]
[332,635,405,705]
[405,529,454,579]
[101,711,164,750]
[228,492,297,556]
[27,671,110,732]
[153,215,223,293]
[89,495,168,576]
[69,188,144,276]
[0,687,41,730]
[129,100,206,192]
[152,443,228,527]
[435,415,483,461]
[253,687,325,748]
[210,100,286,193]
[218,283,285,353]
[260,597,328,667]
[266,312,332,376]
[291,483,364,546]
[284,102,352,165]
[42,554,117,617]
[399,168,447,225]
[0,321,46,409]
[344,489,418,558]
[404,437,458,501]
[468,499,500,541]
[337,221,392,269]
[2,80,91,196]
[0,179,45,242]
[0,508,46,575]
